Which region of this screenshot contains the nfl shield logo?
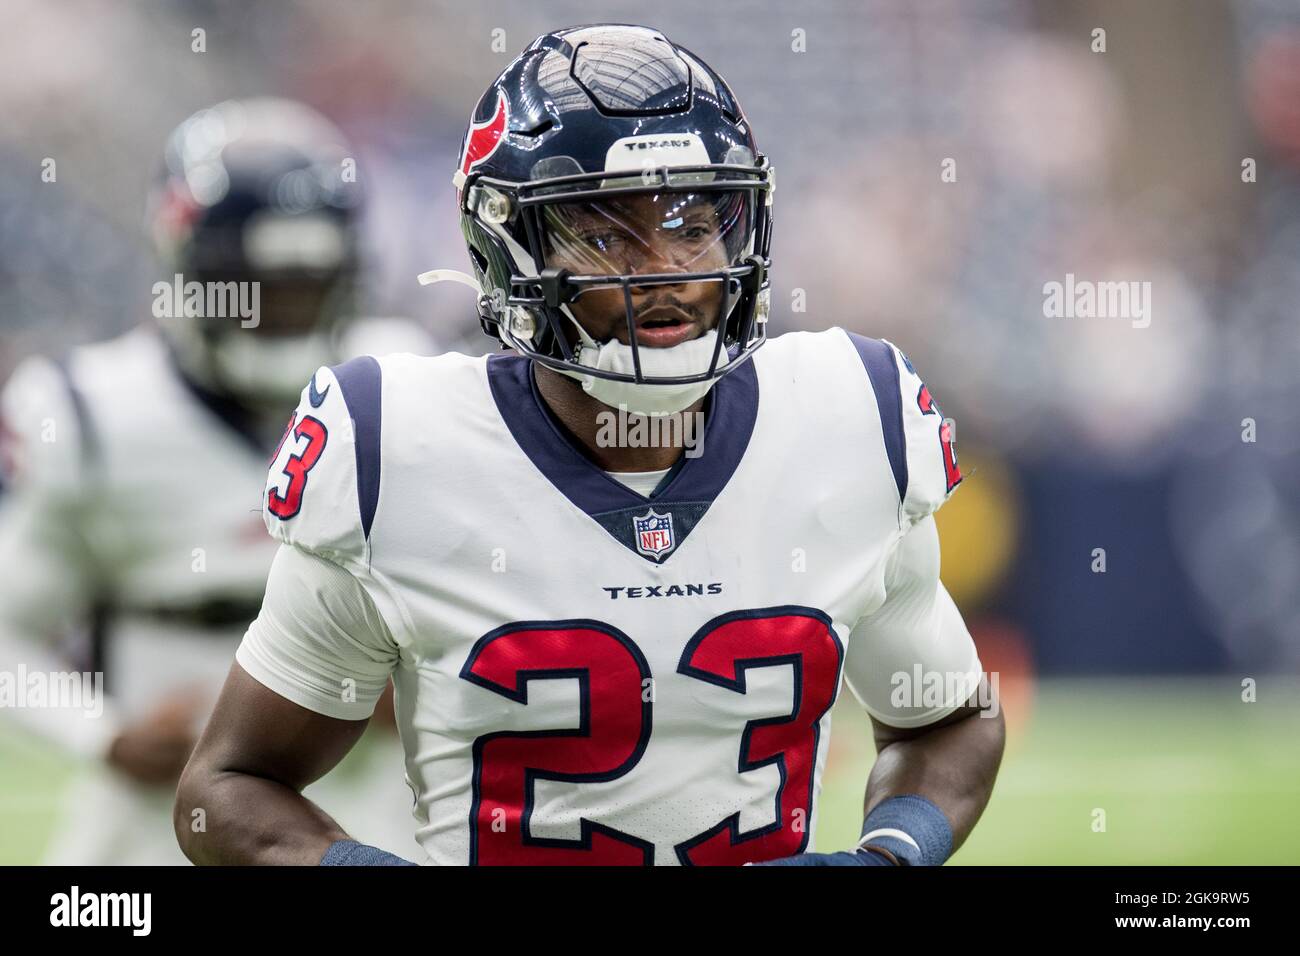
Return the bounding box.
[633,508,676,561]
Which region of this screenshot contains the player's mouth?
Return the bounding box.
[633,307,698,348]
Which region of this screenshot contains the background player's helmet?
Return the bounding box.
[147,97,362,406]
[453,24,773,409]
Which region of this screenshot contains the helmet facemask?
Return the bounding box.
[461,161,773,414]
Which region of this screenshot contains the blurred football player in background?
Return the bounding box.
[0,98,427,864]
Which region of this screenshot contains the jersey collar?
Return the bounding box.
[486,353,759,564]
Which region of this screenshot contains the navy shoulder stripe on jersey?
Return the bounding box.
[845,332,907,504]
[53,357,102,468]
[331,355,383,540]
[52,358,109,689]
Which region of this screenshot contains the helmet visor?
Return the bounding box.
[539,189,752,277]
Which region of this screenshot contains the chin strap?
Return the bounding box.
[564,308,600,361]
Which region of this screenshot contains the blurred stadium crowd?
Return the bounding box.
[1,0,1297,683]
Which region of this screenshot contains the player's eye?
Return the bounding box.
[579,230,632,253]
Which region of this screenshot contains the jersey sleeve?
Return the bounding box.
[254,355,415,713]
[842,515,983,728]
[236,543,400,720]
[888,339,963,526]
[843,332,963,530]
[263,357,382,569]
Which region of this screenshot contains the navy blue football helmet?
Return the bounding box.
[453,24,773,387]
[147,98,363,402]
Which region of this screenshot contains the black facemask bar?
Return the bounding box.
[464,162,773,386]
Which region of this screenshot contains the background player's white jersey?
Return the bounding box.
[242,328,980,865]
[0,323,426,864]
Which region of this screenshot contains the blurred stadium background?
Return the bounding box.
[2,0,1299,864]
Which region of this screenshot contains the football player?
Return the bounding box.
[177,26,1004,866]
[0,98,425,864]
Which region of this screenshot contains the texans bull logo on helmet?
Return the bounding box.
[457,90,508,191]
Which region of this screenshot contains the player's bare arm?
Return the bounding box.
[865,682,1005,860]
[175,663,365,865]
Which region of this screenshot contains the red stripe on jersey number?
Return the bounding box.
[266,415,328,520]
[674,607,843,865]
[459,607,842,866]
[460,620,655,865]
[917,384,962,493]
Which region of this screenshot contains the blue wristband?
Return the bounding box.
[858,795,953,866]
[319,839,417,866]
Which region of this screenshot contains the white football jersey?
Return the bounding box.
[0,327,284,735]
[241,328,980,865]
[0,322,431,863]
[0,321,431,728]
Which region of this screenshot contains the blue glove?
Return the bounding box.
[319,839,418,866]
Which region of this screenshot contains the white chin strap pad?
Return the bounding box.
[556,318,727,417]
